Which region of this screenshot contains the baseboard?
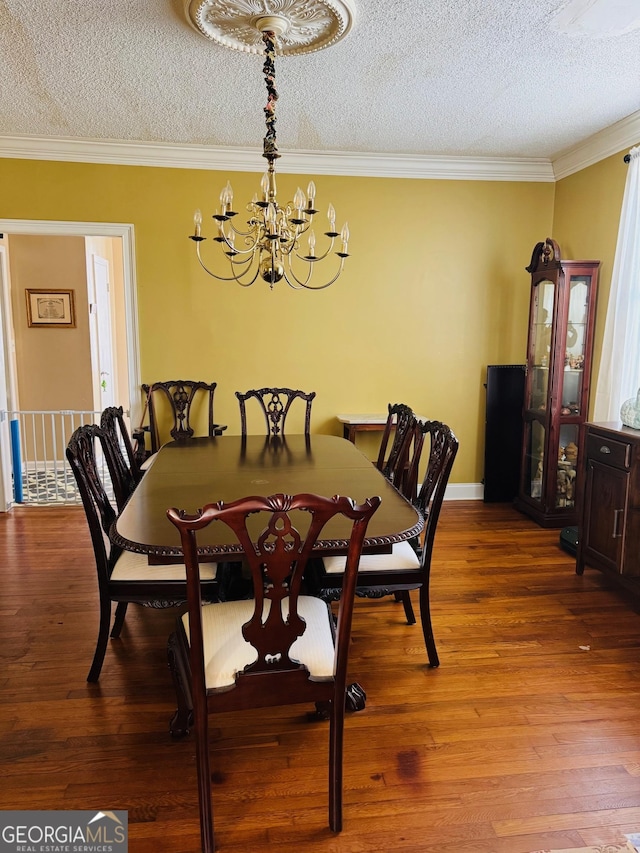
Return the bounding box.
[444,482,483,501]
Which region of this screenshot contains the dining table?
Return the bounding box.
[112,433,423,558]
[111,433,424,713]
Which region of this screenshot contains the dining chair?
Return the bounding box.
[141,380,227,454]
[66,424,220,682]
[235,386,316,436]
[99,406,144,510]
[166,491,381,851]
[311,420,459,668]
[376,402,417,492]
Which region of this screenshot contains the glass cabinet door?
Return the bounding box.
[556,424,579,509]
[559,274,591,418]
[527,279,555,412]
[523,419,545,502]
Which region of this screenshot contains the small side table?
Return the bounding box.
[336,414,390,443]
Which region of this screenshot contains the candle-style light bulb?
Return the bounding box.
[225,181,233,208]
[294,187,305,213]
[266,203,277,233]
[193,209,202,237]
[340,222,349,253]
[308,230,316,256]
[307,181,316,208]
[327,203,336,231]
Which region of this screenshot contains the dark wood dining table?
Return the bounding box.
[111,433,423,557]
[112,433,422,713]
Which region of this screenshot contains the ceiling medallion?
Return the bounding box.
[184,0,355,55]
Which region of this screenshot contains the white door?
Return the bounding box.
[88,254,116,411]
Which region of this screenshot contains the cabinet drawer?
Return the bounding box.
[586,433,631,469]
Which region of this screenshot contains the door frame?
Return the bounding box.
[0,219,141,510]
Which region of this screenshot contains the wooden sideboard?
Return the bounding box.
[576,422,640,581]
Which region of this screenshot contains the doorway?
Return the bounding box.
[0,219,141,510]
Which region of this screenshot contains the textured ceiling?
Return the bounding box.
[1,0,639,161]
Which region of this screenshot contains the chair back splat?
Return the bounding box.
[376,402,416,484]
[141,380,227,454]
[166,491,380,851]
[100,406,142,510]
[235,387,316,436]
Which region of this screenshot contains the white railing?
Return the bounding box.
[3,410,113,505]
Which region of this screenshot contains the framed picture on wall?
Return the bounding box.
[26,289,76,328]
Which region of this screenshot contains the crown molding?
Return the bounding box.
[3,120,639,182]
[0,134,555,182]
[552,110,640,180]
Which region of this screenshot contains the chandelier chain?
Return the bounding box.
[262,31,280,164]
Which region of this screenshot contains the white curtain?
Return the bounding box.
[594,145,640,421]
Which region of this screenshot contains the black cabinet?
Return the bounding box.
[484,364,525,502]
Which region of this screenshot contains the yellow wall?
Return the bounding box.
[553,152,628,415]
[0,158,556,483]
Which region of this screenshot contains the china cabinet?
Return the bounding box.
[514,238,599,527]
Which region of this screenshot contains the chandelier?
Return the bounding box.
[187,5,353,290]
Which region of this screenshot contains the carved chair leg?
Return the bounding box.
[419,583,439,668]
[398,590,416,624]
[87,597,112,682]
[312,681,367,719]
[110,601,128,638]
[345,682,367,712]
[168,632,193,738]
[328,699,344,832]
[193,694,215,853]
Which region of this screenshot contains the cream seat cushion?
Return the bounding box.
[112,549,218,581]
[323,539,420,574]
[139,452,156,471]
[182,596,335,689]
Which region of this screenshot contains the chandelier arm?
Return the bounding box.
[227,219,263,241]
[220,237,262,257]
[292,238,336,264]
[282,257,346,290]
[282,252,314,288]
[195,242,261,285]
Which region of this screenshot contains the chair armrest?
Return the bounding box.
[213,424,228,436]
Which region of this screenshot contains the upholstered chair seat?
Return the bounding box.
[111,550,218,582]
[182,596,336,690]
[323,540,420,575]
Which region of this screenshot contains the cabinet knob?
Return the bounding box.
[599,445,611,454]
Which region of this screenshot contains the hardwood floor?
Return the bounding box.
[3,501,640,852]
